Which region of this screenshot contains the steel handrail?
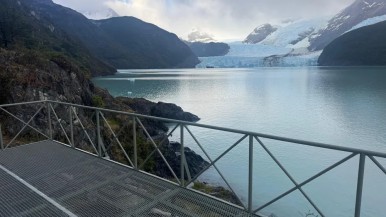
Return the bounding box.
[1,100,386,217]
[46,100,386,158]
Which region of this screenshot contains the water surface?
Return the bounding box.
[93,67,386,217]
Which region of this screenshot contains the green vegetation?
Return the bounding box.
[0,0,115,76]
[92,96,105,108]
[192,181,242,206]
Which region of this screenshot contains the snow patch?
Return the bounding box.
[348,14,386,32]
[81,8,118,20]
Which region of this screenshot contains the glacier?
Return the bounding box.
[197,42,321,68]
[198,19,327,68]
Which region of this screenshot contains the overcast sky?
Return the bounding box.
[52,0,355,41]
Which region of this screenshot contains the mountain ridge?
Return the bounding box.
[309,0,386,51]
[20,0,199,70]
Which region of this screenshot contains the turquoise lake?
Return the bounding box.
[93,67,386,217]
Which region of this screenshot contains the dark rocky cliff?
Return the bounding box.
[318,21,386,66]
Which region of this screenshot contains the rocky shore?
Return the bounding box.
[0,47,240,206]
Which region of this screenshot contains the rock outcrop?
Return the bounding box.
[117,98,200,122]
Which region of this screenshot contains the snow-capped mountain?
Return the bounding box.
[243,19,327,53]
[243,24,278,44]
[309,0,386,51]
[80,8,119,20]
[187,29,216,42]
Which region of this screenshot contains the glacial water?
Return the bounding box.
[93,67,386,217]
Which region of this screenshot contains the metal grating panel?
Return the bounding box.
[0,140,257,216]
[0,170,68,217]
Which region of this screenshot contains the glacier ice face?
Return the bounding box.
[197,43,321,68]
[225,42,292,58]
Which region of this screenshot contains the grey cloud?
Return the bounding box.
[53,0,355,40]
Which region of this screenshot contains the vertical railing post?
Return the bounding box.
[0,124,4,150]
[180,124,185,187]
[133,117,137,170]
[46,101,52,140]
[248,135,254,213]
[69,106,74,148]
[96,109,102,157]
[355,154,366,217]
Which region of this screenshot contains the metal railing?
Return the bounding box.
[1,100,386,217]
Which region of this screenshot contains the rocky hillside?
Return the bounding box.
[0,0,204,185]
[309,0,386,51]
[0,45,206,179]
[24,0,199,69]
[0,0,116,76]
[318,21,386,66]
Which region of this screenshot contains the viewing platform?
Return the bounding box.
[0,140,253,216]
[0,100,385,216]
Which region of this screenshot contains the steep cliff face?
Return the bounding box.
[318,21,386,66]
[0,49,94,105]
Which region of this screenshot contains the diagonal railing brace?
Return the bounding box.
[254,152,357,213]
[255,136,325,217]
[136,117,181,185]
[5,105,45,149]
[100,112,134,167]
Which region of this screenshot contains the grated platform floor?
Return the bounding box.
[0,140,256,217]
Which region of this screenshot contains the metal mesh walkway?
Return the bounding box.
[0,141,255,217]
